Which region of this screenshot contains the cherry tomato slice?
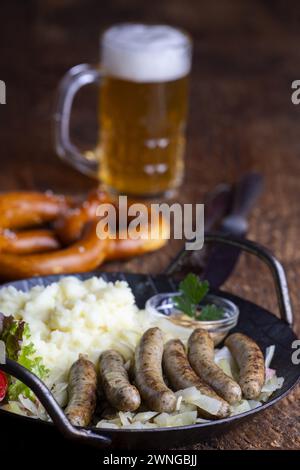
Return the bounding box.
[0,371,8,401]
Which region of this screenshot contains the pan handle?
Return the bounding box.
[166,233,293,326]
[0,357,111,449]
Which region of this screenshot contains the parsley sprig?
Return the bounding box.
[174,273,224,321]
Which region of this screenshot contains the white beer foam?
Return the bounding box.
[101,24,192,83]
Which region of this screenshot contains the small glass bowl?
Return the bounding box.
[145,292,239,345]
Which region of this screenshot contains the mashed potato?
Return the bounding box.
[0,276,192,382]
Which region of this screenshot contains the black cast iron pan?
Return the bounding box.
[0,235,299,450]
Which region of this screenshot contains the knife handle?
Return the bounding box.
[204,183,232,231]
[230,172,263,218]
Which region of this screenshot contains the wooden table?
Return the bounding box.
[0,0,299,450]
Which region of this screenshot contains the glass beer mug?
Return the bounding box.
[55,24,192,197]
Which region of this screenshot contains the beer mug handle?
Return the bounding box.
[54,64,102,177]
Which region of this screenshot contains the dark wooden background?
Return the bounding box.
[0,0,299,450]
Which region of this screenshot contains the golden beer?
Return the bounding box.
[98,75,189,196]
[55,24,192,197]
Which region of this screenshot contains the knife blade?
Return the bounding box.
[165,183,233,276]
[165,172,263,285]
[200,172,263,288]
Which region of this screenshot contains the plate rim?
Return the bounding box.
[0,270,299,435]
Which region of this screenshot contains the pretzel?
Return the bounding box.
[0,229,60,254]
[0,221,108,280]
[105,213,170,261]
[54,189,110,245]
[0,190,169,280]
[0,191,70,230]
[0,191,70,255]
[55,189,169,260]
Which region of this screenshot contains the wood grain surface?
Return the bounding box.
[0,0,299,450]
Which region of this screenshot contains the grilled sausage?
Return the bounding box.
[163,339,230,418]
[134,327,176,413]
[65,354,97,427]
[99,350,141,412]
[188,329,242,404]
[225,333,265,399]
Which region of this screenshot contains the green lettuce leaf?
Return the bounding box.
[0,312,49,401]
[0,313,25,361]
